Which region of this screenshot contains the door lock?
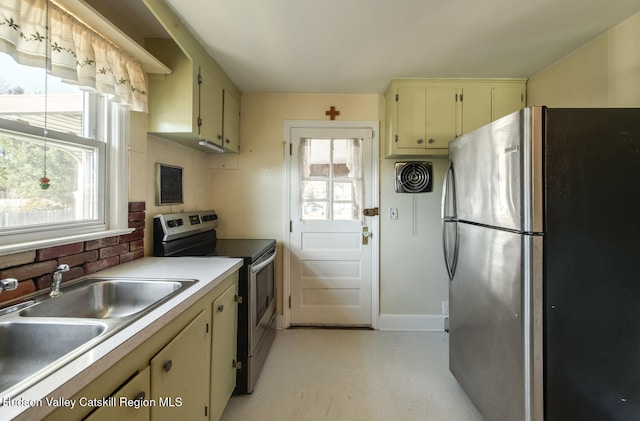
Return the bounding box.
[362,227,370,245]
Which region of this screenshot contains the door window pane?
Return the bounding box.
[300,138,362,220]
[302,180,327,200]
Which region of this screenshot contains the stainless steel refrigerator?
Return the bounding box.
[441,106,640,421]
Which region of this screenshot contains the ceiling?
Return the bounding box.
[161,0,640,94]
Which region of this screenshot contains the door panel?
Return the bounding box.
[450,222,524,421]
[289,126,375,326]
[449,108,525,230]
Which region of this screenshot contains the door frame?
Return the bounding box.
[282,120,379,329]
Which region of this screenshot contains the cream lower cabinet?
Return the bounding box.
[385,79,526,157]
[150,310,211,421]
[42,273,239,421]
[84,367,151,421]
[210,282,239,421]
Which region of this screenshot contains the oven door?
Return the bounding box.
[249,247,277,354]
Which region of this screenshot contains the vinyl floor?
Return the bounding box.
[221,328,485,421]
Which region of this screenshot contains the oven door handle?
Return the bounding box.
[251,249,277,274]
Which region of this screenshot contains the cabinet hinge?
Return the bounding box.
[197,116,202,128]
[289,220,292,233]
[206,323,209,333]
[289,143,292,155]
[197,72,203,85]
[394,134,398,143]
[395,93,399,102]
[205,406,208,417]
[456,93,463,102]
[288,295,291,309]
[521,93,524,102]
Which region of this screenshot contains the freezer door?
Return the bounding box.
[450,222,527,421]
[448,107,543,232]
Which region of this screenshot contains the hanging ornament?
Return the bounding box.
[40,175,50,190]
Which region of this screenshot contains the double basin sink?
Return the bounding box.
[0,277,197,400]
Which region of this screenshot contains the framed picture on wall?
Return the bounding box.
[155,163,183,205]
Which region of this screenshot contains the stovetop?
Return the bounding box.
[153,210,275,263]
[215,239,276,263]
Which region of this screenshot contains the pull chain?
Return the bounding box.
[40,0,50,189]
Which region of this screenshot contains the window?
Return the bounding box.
[299,138,363,220]
[0,52,128,250]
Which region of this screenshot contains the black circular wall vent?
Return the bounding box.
[395,161,433,193]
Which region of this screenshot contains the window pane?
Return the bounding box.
[333,203,354,220]
[303,202,327,220]
[332,139,351,177]
[0,130,99,229]
[302,180,327,200]
[0,53,84,137]
[307,139,331,177]
[333,182,353,201]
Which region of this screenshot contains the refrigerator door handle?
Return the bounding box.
[442,159,459,280]
[441,159,455,221]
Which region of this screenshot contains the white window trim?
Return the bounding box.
[0,101,132,257]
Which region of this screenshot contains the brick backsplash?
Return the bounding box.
[0,202,146,303]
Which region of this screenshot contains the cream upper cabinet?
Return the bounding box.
[146,38,224,151]
[493,84,526,120]
[385,79,526,158]
[460,86,493,134]
[222,90,241,153]
[142,0,241,154]
[395,86,457,151]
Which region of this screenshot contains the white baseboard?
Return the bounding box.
[376,314,446,331]
[276,313,446,332]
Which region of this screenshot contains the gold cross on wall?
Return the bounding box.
[325,106,340,120]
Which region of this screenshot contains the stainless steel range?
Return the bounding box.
[153,210,276,394]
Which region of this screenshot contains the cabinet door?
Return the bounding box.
[199,66,224,147]
[150,310,211,421]
[222,91,240,153]
[396,86,426,149]
[85,367,151,421]
[210,282,238,421]
[461,87,492,134]
[493,85,525,120]
[425,86,457,149]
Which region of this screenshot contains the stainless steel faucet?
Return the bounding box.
[0,278,18,295]
[50,264,70,297]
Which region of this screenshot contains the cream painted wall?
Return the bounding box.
[528,12,640,107]
[379,158,449,317]
[205,93,379,315]
[129,110,211,256]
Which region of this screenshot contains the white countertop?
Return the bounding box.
[1,257,243,421]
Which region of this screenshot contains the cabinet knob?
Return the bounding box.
[225,138,230,144]
[134,391,146,401]
[417,138,424,144]
[218,304,224,312]
[428,138,435,144]
[163,360,172,372]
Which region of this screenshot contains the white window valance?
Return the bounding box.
[0,0,148,112]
